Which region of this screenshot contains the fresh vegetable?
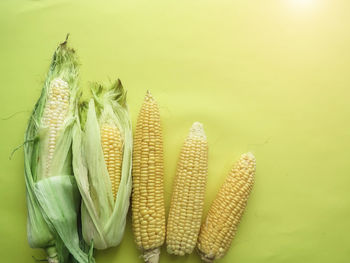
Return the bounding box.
[197,152,256,262]
[72,80,133,250]
[24,39,92,263]
[23,36,255,263]
[166,122,208,256]
[131,91,166,263]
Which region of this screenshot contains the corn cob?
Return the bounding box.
[166,122,208,256]
[73,80,133,250]
[101,123,123,200]
[24,39,92,263]
[197,152,256,262]
[131,91,166,263]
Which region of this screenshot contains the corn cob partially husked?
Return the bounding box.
[132,91,166,263]
[197,153,256,262]
[24,39,92,263]
[166,122,208,256]
[72,80,133,250]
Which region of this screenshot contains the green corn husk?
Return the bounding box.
[72,80,133,250]
[24,39,93,263]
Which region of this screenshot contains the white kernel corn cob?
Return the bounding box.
[166,122,208,256]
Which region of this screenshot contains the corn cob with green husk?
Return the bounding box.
[166,122,208,256]
[197,153,256,262]
[24,39,92,263]
[131,91,166,263]
[72,80,133,250]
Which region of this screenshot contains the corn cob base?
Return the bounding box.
[46,246,59,263]
[47,257,59,263]
[142,248,160,263]
[197,250,215,263]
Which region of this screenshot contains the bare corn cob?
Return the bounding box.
[101,123,123,200]
[132,91,166,263]
[166,122,208,256]
[197,152,256,262]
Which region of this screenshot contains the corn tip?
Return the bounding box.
[145,90,154,100]
[244,152,255,160]
[189,121,206,140]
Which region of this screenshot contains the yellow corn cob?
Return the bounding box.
[197,152,256,262]
[132,91,166,263]
[41,78,70,177]
[100,123,123,200]
[166,122,208,256]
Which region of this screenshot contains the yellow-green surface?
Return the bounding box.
[1,0,350,262]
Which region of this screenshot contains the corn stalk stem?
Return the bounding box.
[46,246,59,263]
[198,249,214,263]
[143,248,160,263]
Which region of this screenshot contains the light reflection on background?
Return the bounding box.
[287,0,315,9]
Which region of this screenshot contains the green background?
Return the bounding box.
[1,0,350,262]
